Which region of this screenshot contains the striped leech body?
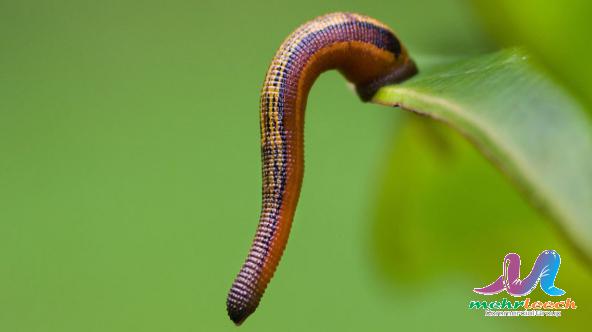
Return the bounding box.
[227,12,417,325]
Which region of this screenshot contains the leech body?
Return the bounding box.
[227,12,417,325]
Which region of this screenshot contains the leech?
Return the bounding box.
[227,12,417,325]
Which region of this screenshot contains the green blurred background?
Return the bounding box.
[1,0,589,331]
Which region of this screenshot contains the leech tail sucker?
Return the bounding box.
[226,12,417,325]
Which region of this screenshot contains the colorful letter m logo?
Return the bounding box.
[474,250,565,297]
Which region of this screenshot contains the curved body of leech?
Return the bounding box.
[227,12,417,325]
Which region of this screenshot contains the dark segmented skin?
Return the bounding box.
[227,12,417,325]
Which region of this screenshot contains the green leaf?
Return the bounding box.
[371,109,592,331]
[371,48,592,259]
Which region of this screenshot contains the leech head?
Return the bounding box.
[226,12,417,325]
[355,58,418,101]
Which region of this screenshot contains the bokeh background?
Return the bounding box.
[1,0,590,331]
